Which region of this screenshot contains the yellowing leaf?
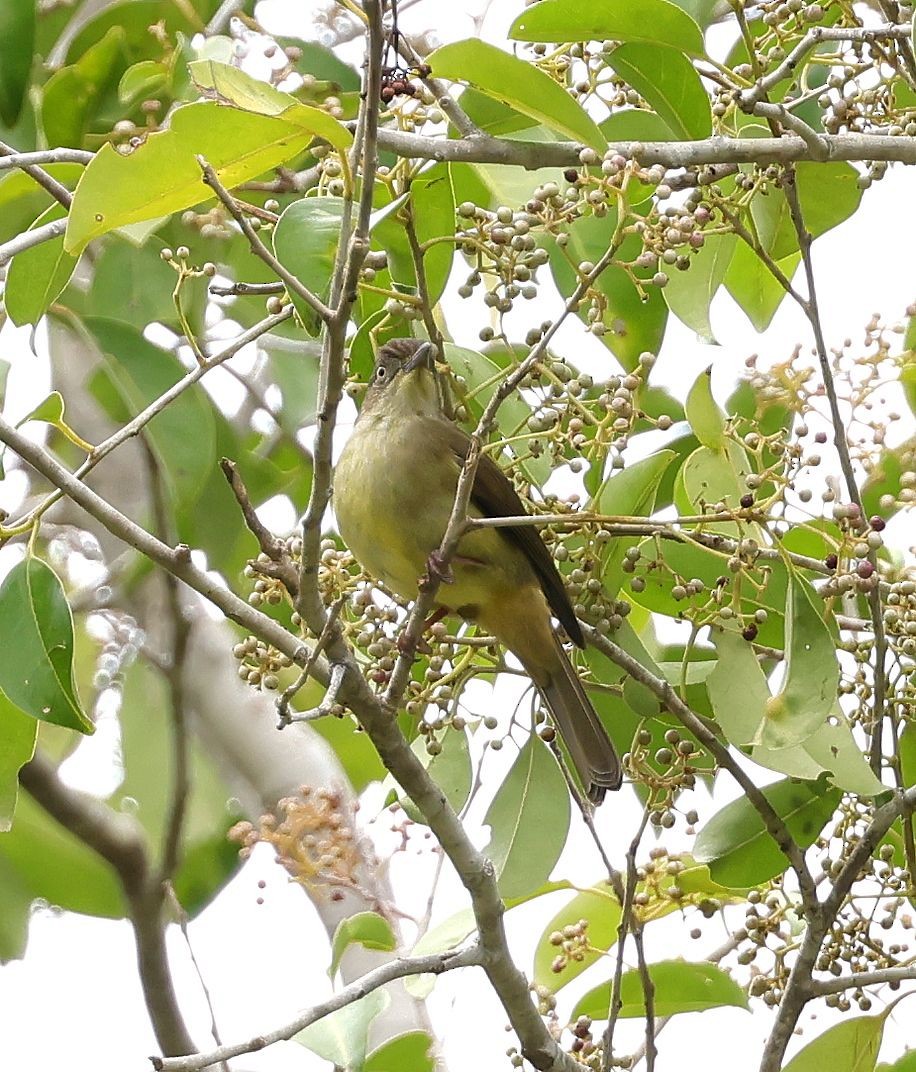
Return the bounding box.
[66,103,320,252]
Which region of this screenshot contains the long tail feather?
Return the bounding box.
[538,635,622,804]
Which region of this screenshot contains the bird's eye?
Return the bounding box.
[376,365,387,380]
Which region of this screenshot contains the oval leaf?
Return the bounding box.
[663,231,737,340]
[533,884,621,989]
[694,777,840,887]
[605,43,711,141]
[295,989,389,1071]
[685,367,726,449]
[484,733,570,900]
[574,960,749,1020]
[760,575,839,751]
[5,203,77,328]
[272,196,345,333]
[427,39,605,150]
[783,1015,886,1072]
[0,558,93,735]
[189,60,352,152]
[66,103,319,253]
[510,0,705,57]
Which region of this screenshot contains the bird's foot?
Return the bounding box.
[424,550,454,586]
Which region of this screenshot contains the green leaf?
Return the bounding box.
[757,575,838,750]
[685,367,725,449]
[694,777,840,886]
[595,450,676,599]
[484,733,570,900]
[330,912,397,978]
[663,231,736,339]
[546,212,668,370]
[724,240,799,332]
[595,450,677,518]
[627,536,787,648]
[427,40,605,150]
[0,558,93,735]
[605,44,711,140]
[708,626,772,747]
[783,1015,885,1072]
[88,237,182,329]
[114,658,243,914]
[66,102,320,253]
[0,0,35,127]
[0,790,126,918]
[366,1032,435,1072]
[509,0,705,57]
[41,26,126,148]
[574,960,749,1020]
[678,441,751,513]
[0,696,37,832]
[271,196,344,334]
[85,318,216,509]
[408,164,455,306]
[118,59,169,104]
[411,906,477,958]
[879,1049,916,1072]
[4,203,77,327]
[443,344,532,439]
[295,989,389,1072]
[0,854,33,962]
[404,728,472,822]
[533,884,621,989]
[189,60,352,153]
[709,629,883,796]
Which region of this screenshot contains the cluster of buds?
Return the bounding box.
[229,786,365,900]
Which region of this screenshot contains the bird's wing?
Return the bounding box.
[434,417,584,647]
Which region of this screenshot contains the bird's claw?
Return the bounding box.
[425,550,454,586]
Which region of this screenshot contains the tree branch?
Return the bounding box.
[151,944,483,1072]
[197,157,333,323]
[367,128,916,170]
[19,752,196,1056]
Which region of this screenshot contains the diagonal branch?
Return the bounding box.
[151,944,483,1072]
[20,752,195,1057]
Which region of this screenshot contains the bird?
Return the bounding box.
[333,337,622,804]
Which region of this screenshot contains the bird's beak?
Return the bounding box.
[404,342,435,373]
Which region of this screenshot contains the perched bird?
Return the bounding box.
[333,338,621,803]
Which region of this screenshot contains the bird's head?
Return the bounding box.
[360,338,439,419]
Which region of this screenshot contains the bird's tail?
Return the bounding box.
[537,634,622,805]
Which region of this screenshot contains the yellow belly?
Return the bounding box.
[334,412,533,615]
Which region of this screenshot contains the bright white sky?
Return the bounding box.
[0,3,914,1071]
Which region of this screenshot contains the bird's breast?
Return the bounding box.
[334,413,455,598]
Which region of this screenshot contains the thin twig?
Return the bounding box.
[0,139,73,208]
[0,307,293,536]
[197,156,333,323]
[152,944,483,1071]
[0,218,67,265]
